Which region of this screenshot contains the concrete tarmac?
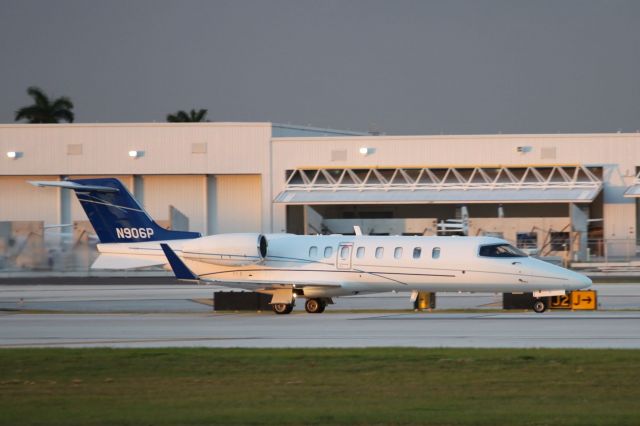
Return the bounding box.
[1,279,639,349]
[1,311,639,349]
[0,282,639,312]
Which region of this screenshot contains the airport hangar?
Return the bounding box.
[1,121,640,269]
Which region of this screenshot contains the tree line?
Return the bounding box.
[13,86,209,123]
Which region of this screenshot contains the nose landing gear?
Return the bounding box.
[532,299,548,313]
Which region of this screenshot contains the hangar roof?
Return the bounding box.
[271,124,366,137]
[274,165,602,205]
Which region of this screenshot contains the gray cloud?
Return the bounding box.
[1,0,639,134]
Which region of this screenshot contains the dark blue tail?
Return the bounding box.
[69,178,201,243]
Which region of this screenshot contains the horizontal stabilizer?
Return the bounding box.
[91,254,166,270]
[160,243,198,281]
[29,180,119,192]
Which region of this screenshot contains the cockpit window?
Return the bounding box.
[479,243,527,258]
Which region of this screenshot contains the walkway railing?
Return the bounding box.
[284,165,602,192]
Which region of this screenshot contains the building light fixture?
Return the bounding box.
[359,147,374,156]
[6,151,21,159]
[128,150,143,158]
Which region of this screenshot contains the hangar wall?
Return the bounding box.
[210,175,262,233]
[142,175,207,234]
[270,134,640,246]
[0,123,272,236]
[0,176,61,224]
[2,122,640,271]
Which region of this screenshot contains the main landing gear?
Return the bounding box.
[271,298,330,314]
[272,303,294,315]
[304,298,326,314]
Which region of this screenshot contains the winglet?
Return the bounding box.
[160,244,198,281]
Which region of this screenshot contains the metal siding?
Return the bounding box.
[214,175,261,233]
[0,123,271,175]
[269,134,640,232]
[0,176,60,223]
[271,133,640,171]
[4,124,640,239]
[142,175,206,234]
[603,204,635,240]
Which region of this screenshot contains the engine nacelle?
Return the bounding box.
[181,233,268,266]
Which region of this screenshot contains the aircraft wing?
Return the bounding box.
[199,278,342,289]
[91,253,166,269]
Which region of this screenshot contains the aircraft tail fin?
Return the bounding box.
[30,178,201,244]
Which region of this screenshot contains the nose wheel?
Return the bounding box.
[305,298,326,314]
[532,299,547,313]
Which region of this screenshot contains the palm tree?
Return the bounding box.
[14,86,74,123]
[166,109,209,122]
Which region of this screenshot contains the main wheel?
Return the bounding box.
[272,303,294,315]
[305,298,326,314]
[532,299,547,313]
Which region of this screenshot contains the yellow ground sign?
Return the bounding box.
[571,290,597,310]
[549,294,572,309]
[549,291,597,310]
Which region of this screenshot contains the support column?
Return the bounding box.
[133,175,144,207]
[59,175,71,226]
[206,175,217,235]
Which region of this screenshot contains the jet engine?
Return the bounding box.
[181,233,268,266]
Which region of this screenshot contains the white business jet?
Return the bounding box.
[31,178,591,314]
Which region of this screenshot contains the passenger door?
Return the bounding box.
[337,243,353,270]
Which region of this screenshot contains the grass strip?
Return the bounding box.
[1,348,639,425]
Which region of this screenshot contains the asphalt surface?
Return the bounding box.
[0,278,640,348]
[0,278,639,349]
[0,280,638,312]
[1,311,639,349]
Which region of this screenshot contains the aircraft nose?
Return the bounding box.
[567,269,592,290]
[579,273,592,288]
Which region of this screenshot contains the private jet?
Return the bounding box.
[31,178,592,314]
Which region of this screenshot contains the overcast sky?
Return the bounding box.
[1,0,639,134]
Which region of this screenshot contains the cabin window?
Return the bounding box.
[432,247,441,259]
[375,247,384,258]
[413,247,422,259]
[309,246,318,257]
[324,246,333,258]
[478,243,526,258]
[394,247,403,259]
[356,247,365,258]
[340,245,350,259]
